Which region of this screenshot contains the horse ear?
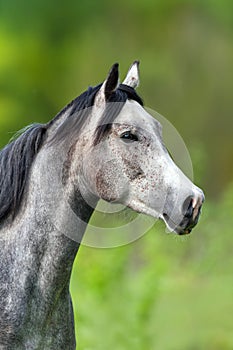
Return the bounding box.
[122,60,140,89]
[104,63,119,98]
[94,63,119,107]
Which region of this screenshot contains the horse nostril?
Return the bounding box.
[182,196,194,218]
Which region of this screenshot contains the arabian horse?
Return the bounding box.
[0,62,204,349]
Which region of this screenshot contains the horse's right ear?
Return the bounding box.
[94,63,119,107]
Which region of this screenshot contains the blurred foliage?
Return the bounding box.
[1,0,233,349]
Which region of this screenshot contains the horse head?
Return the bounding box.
[72,62,204,235]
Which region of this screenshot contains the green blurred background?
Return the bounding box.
[1,0,233,349]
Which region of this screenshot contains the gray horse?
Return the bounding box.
[0,62,204,349]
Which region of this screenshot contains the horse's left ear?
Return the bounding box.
[122,60,140,89]
[94,63,119,107]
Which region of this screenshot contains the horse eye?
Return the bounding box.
[120,131,138,142]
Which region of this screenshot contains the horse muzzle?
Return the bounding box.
[163,190,205,235]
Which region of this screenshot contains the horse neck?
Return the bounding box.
[16,139,96,286]
[0,140,96,346]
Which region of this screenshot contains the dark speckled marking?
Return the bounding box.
[122,157,145,181]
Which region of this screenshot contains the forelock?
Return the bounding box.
[93,84,143,145]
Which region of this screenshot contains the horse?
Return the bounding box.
[0,61,204,349]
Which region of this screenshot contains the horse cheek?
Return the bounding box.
[95,161,123,202]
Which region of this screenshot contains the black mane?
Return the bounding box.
[0,124,47,223]
[0,83,143,224]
